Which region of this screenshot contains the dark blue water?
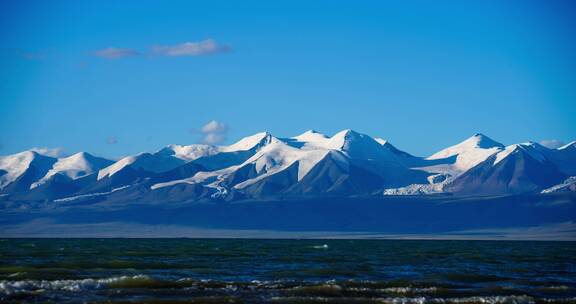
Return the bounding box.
[1,239,575,303]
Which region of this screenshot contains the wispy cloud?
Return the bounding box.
[30,147,66,157]
[540,139,565,149]
[91,39,230,60]
[151,39,230,57]
[94,47,140,59]
[22,52,48,60]
[200,120,229,145]
[106,137,118,145]
[19,49,53,61]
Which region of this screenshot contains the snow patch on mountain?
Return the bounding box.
[383,183,444,195]
[383,173,448,195]
[150,165,237,190]
[541,177,576,193]
[54,185,131,202]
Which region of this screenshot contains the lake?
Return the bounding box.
[0,239,575,303]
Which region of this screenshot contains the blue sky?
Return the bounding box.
[0,0,575,158]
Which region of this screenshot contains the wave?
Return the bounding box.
[2,276,575,304]
[536,286,573,292]
[0,275,152,295]
[269,295,576,304]
[350,287,440,295]
[312,244,329,249]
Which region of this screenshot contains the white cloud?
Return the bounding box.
[201,120,228,133]
[30,147,66,157]
[151,39,230,57]
[94,47,140,59]
[200,120,229,145]
[539,139,565,149]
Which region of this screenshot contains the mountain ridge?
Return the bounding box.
[1,130,574,204]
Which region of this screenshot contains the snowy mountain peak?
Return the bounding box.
[56,152,89,164]
[429,134,504,159]
[493,143,548,165]
[327,129,399,162]
[159,133,278,162]
[31,152,113,188]
[426,134,505,174]
[518,141,551,152]
[447,140,567,195]
[16,150,41,159]
[466,133,505,149]
[97,149,190,180]
[333,129,361,139]
[519,141,543,147]
[97,155,140,180]
[375,138,387,145]
[0,150,59,191]
[1,149,53,169]
[65,151,102,162]
[300,129,322,135]
[293,130,328,142]
[0,151,43,189]
[330,129,368,146]
[223,132,277,152]
[235,140,333,185]
[559,141,576,150]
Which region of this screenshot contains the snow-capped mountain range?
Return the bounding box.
[1,130,575,203]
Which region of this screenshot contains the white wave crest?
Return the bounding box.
[0,275,150,295]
